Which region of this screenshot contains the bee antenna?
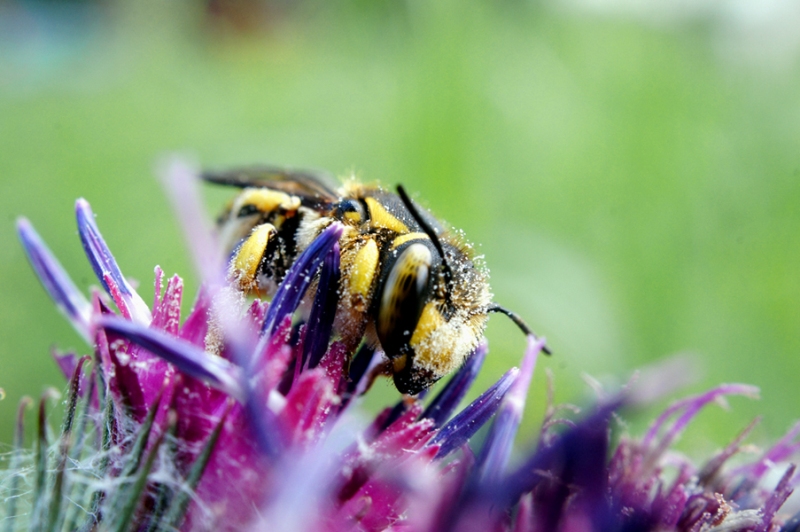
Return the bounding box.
[487,304,552,355]
[396,185,454,289]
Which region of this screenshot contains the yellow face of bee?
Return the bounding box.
[204,167,492,395]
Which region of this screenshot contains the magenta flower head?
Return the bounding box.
[8,159,800,531]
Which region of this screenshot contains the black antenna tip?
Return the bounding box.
[487,304,552,355]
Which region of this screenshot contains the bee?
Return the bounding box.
[202,166,547,395]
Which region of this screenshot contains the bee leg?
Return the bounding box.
[228,223,278,296]
[333,236,380,355]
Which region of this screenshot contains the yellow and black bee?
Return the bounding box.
[203,166,546,395]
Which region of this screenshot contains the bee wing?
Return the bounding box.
[201,165,341,205]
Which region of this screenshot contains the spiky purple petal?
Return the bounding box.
[756,464,795,532]
[643,383,760,460]
[376,399,413,434]
[422,342,487,428]
[151,272,184,336]
[51,350,79,381]
[500,401,619,520]
[280,368,337,445]
[16,217,93,342]
[98,316,244,401]
[474,335,544,484]
[223,319,288,460]
[304,243,341,370]
[345,344,376,397]
[733,421,800,484]
[75,199,151,324]
[158,158,225,285]
[260,222,344,340]
[180,286,214,346]
[432,367,519,459]
[93,295,149,420]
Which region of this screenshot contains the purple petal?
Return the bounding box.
[94,308,148,421]
[697,417,761,489]
[376,399,413,434]
[98,316,244,401]
[374,403,434,456]
[409,449,474,531]
[422,342,488,427]
[337,403,435,506]
[255,418,362,532]
[303,243,340,370]
[153,265,164,310]
[512,493,534,532]
[474,335,544,483]
[279,369,337,445]
[16,217,92,342]
[256,318,295,392]
[431,367,519,459]
[180,286,213,347]
[260,222,344,340]
[188,402,272,532]
[51,350,79,381]
[653,468,691,528]
[499,401,619,521]
[319,341,349,397]
[642,384,760,459]
[755,464,795,532]
[221,318,287,460]
[157,157,225,286]
[732,421,800,483]
[242,387,286,461]
[761,421,800,469]
[162,373,235,469]
[337,478,405,531]
[344,344,376,398]
[151,273,184,335]
[247,298,269,331]
[75,199,152,324]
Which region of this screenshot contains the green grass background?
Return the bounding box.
[1,1,799,455]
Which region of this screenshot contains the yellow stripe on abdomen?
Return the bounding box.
[239,189,300,214]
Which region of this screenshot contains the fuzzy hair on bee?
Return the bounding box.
[203,165,545,395]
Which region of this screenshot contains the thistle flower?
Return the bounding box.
[6,161,800,531]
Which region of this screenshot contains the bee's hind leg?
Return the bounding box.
[228,223,278,297]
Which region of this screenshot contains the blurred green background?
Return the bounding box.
[1,0,799,453]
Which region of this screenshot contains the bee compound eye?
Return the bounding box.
[376,243,432,359]
[334,199,366,224]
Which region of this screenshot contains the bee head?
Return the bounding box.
[373,187,493,395]
[375,238,490,395]
[376,186,550,395]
